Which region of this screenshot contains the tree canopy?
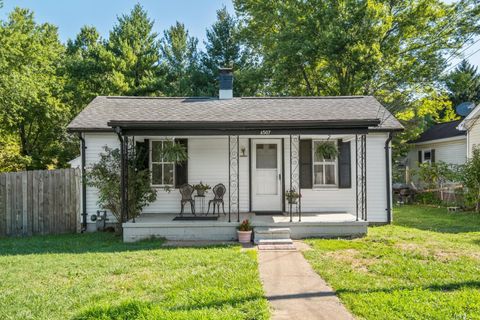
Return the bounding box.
[0,1,479,171]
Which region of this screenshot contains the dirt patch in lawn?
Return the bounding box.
[325,249,376,273]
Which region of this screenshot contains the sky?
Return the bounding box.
[1,0,479,69]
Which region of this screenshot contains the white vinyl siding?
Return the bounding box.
[468,121,480,158]
[407,138,467,170]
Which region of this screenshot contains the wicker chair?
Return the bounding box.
[207,183,226,216]
[179,184,195,216]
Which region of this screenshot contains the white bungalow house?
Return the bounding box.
[406,120,467,183]
[67,69,403,242]
[458,103,480,157]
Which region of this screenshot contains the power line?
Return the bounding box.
[444,44,480,74]
[444,36,480,65]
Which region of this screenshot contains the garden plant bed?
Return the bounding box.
[0,233,269,319]
[303,205,480,320]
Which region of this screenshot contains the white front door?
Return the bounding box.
[252,139,282,211]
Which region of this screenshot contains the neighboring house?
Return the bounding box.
[457,103,480,158]
[67,69,403,242]
[406,120,467,182]
[68,155,81,169]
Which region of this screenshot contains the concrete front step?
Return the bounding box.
[257,239,293,245]
[254,227,291,244]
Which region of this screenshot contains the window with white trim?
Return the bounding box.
[313,140,338,186]
[422,149,432,163]
[151,140,175,186]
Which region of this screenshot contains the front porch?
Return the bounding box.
[122,212,368,242]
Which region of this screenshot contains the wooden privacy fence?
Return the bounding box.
[0,168,81,237]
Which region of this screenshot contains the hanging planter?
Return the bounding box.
[315,141,338,159]
[285,189,301,204]
[161,141,188,164]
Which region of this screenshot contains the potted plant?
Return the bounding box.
[315,141,338,159]
[193,181,211,196]
[237,219,253,243]
[285,189,301,204]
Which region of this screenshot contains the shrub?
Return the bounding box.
[87,146,157,224]
[460,148,480,211]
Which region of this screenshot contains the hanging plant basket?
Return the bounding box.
[315,142,338,159]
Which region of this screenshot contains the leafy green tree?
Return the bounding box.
[201,7,264,96]
[107,4,164,96]
[65,26,119,116]
[444,60,480,107]
[160,21,200,96]
[0,8,71,169]
[234,0,480,96]
[461,148,480,211]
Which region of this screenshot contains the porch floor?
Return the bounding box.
[123,212,367,242]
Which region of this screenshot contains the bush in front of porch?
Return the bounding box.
[87,146,157,227]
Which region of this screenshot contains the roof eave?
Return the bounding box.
[107,119,381,130]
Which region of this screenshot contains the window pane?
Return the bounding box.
[256,144,277,169]
[314,164,324,185]
[325,164,336,184]
[152,163,163,185]
[152,141,163,162]
[423,151,431,161]
[164,163,174,185]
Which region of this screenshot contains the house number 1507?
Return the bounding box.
[260,130,271,135]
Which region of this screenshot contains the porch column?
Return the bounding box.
[289,134,301,222]
[355,134,367,221]
[228,135,240,223]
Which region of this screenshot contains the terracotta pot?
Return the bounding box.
[197,189,205,197]
[237,230,252,243]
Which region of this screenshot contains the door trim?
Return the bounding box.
[250,138,283,212]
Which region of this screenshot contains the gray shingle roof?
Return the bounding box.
[67,96,403,132]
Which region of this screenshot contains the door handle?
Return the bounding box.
[279,173,282,180]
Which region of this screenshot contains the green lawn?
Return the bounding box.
[0,233,269,320]
[304,205,480,320]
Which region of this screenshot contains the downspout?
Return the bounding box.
[385,132,393,224]
[78,133,88,232]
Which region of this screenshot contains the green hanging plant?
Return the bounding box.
[315,141,338,160]
[161,141,188,163]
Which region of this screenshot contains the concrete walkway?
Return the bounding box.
[258,246,354,320]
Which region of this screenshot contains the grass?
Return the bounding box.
[0,233,269,320]
[303,205,480,320]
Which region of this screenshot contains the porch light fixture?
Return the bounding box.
[240,146,247,157]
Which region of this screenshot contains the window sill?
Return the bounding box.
[312,186,339,191]
[152,185,175,189]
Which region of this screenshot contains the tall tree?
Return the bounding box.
[234,0,480,97]
[108,4,163,96]
[65,26,119,116]
[160,21,200,96]
[0,8,71,169]
[201,6,264,96]
[444,60,480,107]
